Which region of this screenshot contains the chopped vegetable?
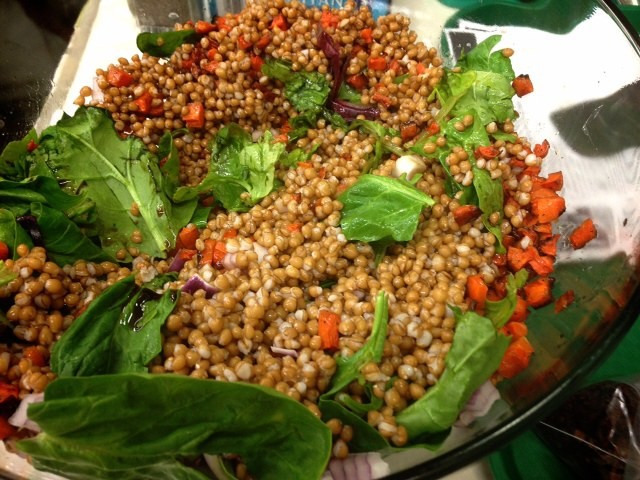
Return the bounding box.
[182,102,205,129]
[106,66,133,87]
[555,289,576,313]
[181,274,219,298]
[466,274,489,307]
[497,336,535,378]
[452,205,481,226]
[0,241,8,261]
[569,218,597,250]
[360,28,373,44]
[318,310,340,350]
[23,346,47,368]
[367,57,387,71]
[512,74,534,97]
[201,239,227,268]
[168,248,197,272]
[530,188,566,223]
[0,383,19,403]
[270,14,288,30]
[176,224,199,250]
[0,417,16,441]
[523,276,554,308]
[320,10,340,29]
[391,155,426,180]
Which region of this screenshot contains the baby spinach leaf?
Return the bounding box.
[262,57,330,112]
[17,434,210,480]
[434,35,515,126]
[0,261,17,287]
[318,292,390,452]
[338,174,434,243]
[31,107,197,260]
[50,274,178,377]
[323,291,389,397]
[396,311,510,440]
[0,209,33,259]
[262,57,346,137]
[175,124,285,211]
[19,373,332,480]
[0,129,38,180]
[136,30,200,57]
[31,203,115,265]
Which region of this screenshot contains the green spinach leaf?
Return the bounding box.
[0,209,33,259]
[174,124,285,211]
[136,30,200,57]
[30,107,197,260]
[262,57,346,137]
[19,373,332,480]
[31,203,114,265]
[434,35,515,126]
[396,311,510,440]
[50,274,178,376]
[323,291,389,397]
[338,174,434,243]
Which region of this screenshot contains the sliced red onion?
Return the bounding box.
[8,392,44,433]
[317,30,343,99]
[168,249,192,272]
[323,452,390,480]
[91,77,104,104]
[254,243,268,262]
[181,274,219,298]
[222,252,237,270]
[455,380,501,427]
[330,99,380,121]
[270,346,299,358]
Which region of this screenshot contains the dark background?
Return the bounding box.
[0,0,86,152]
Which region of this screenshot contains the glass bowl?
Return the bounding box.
[1,0,639,479]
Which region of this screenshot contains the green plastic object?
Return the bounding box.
[619,5,640,33]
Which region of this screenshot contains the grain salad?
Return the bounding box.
[0,0,579,478]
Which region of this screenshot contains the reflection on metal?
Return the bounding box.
[551,81,640,156]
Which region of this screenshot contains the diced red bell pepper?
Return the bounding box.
[367,56,387,71]
[182,102,205,129]
[270,14,288,31]
[195,20,215,35]
[318,310,340,350]
[107,66,133,87]
[512,74,534,97]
